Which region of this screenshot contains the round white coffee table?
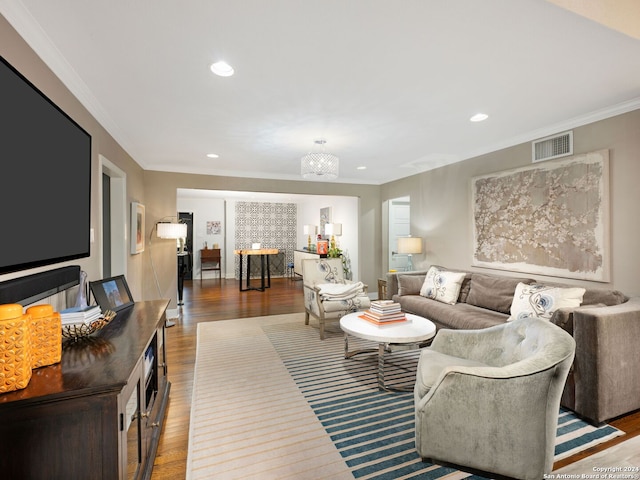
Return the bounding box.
[339,311,436,391]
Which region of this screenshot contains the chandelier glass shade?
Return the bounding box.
[301,151,339,179]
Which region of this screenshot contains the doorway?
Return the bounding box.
[388,196,411,271]
[100,155,127,278]
[179,212,194,280]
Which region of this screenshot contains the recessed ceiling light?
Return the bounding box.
[357,166,367,170]
[470,113,489,122]
[210,61,234,77]
[206,153,219,158]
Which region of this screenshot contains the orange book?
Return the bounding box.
[362,310,406,321]
[359,314,408,326]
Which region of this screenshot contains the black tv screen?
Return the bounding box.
[0,56,91,275]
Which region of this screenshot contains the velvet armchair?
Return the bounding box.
[414,317,576,480]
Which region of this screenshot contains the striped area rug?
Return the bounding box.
[187,314,624,479]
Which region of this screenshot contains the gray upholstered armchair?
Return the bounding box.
[414,317,576,480]
[302,258,370,339]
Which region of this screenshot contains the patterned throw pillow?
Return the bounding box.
[419,266,466,305]
[510,282,586,320]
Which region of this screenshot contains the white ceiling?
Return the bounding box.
[3,0,640,185]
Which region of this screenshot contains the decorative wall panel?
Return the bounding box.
[472,150,609,281]
[235,202,297,278]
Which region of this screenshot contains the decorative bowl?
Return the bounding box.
[61,310,116,340]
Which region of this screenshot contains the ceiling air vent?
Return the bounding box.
[532,131,573,163]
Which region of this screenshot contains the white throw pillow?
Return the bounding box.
[419,266,466,305]
[510,282,586,321]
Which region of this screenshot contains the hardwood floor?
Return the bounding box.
[150,277,640,479]
[151,276,305,479]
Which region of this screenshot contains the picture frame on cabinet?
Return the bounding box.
[90,274,135,313]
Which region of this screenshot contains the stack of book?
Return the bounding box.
[360,300,407,326]
[60,305,102,326]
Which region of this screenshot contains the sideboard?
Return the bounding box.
[293,250,321,277]
[0,299,170,480]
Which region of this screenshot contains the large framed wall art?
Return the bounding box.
[471,150,610,281]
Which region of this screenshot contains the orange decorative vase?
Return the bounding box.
[0,303,32,393]
[26,304,62,369]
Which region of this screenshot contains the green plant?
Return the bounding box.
[327,247,352,280]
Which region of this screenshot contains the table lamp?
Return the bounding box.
[303,224,317,250]
[397,236,423,271]
[325,223,342,250]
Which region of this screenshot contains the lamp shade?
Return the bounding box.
[397,236,422,255]
[157,222,187,239]
[303,224,317,235]
[325,223,342,236]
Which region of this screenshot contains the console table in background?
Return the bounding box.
[0,300,171,480]
[234,248,279,292]
[293,250,320,277]
[200,248,222,283]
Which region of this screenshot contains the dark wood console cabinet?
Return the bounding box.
[0,300,171,480]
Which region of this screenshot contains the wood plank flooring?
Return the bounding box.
[151,277,305,479]
[150,277,640,479]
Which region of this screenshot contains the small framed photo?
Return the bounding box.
[90,275,135,312]
[131,202,145,254]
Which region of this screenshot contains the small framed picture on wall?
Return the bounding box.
[207,220,222,235]
[131,202,145,254]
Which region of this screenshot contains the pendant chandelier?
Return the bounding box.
[301,139,339,180]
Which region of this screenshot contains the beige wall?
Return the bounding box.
[143,171,381,305]
[1,16,381,307]
[3,14,638,308]
[381,109,640,296]
[0,15,147,302]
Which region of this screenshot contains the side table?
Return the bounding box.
[377,278,387,300]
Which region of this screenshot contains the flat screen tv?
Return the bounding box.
[0,55,91,275]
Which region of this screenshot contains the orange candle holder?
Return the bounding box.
[0,304,32,393]
[26,304,62,369]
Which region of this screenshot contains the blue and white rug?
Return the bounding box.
[186,314,624,480]
[263,320,624,479]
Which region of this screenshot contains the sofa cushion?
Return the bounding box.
[432,265,473,303]
[536,281,628,307]
[397,274,425,296]
[582,288,627,306]
[396,295,508,330]
[465,273,534,314]
[510,282,586,320]
[550,304,606,335]
[420,267,466,305]
[458,274,473,304]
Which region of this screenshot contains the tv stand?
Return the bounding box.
[0,300,170,480]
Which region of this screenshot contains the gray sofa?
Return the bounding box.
[386,266,640,425]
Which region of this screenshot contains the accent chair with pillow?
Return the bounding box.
[302,258,370,339]
[414,317,576,480]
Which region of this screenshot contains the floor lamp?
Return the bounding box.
[150,219,187,327]
[397,236,423,271]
